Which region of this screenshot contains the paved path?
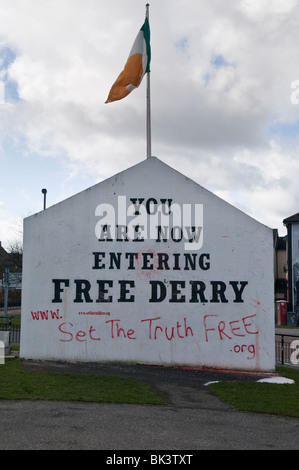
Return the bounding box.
[0,361,298,450]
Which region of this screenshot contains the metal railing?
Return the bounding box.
[275,334,299,366]
[0,302,21,309]
[0,316,21,345]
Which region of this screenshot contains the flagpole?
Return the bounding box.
[146,3,151,159]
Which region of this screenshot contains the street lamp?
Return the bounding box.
[41,188,47,210]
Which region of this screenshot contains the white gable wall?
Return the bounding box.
[20,158,275,370]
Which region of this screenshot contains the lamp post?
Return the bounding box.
[42,188,47,210]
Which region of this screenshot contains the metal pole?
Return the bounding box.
[3,268,9,325]
[146,3,151,159]
[42,188,47,210]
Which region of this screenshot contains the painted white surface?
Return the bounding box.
[257,377,294,384]
[20,157,275,370]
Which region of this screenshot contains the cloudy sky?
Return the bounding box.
[0,0,299,248]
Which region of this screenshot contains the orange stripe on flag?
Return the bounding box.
[105,53,144,103]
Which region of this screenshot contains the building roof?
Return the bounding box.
[0,241,10,269]
[283,212,299,224]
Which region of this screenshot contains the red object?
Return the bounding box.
[277,301,288,325]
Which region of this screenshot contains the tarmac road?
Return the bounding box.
[0,361,299,451]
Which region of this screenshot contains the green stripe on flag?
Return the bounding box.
[141,17,151,73]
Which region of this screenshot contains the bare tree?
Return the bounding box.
[6,241,23,271]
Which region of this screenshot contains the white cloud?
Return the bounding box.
[240,0,298,21]
[0,201,22,248]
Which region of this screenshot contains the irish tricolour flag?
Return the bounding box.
[105,17,151,103]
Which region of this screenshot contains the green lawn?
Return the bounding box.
[208,366,299,417]
[0,358,164,405]
[0,314,21,327]
[1,358,299,416]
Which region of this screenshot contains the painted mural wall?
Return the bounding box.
[20,158,275,370]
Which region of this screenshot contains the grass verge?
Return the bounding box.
[207,366,299,417]
[0,358,164,405]
[0,314,21,327]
